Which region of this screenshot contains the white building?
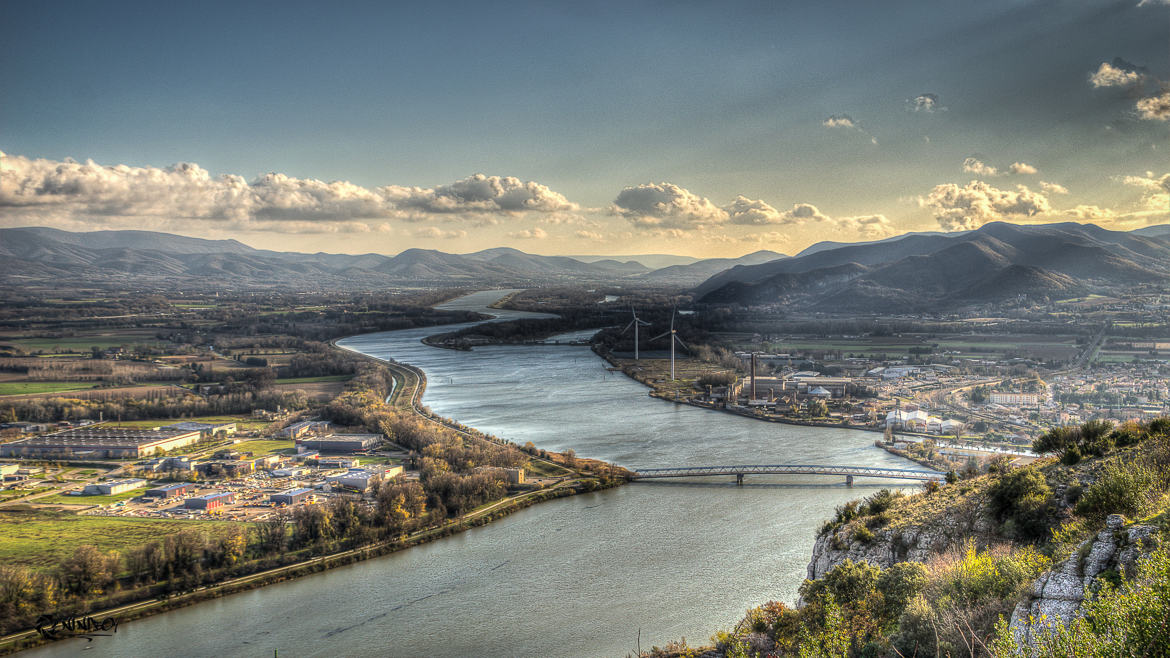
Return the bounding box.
[990,392,1040,406]
[82,478,146,495]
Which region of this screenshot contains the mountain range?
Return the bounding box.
[694,222,1170,311]
[0,227,783,290]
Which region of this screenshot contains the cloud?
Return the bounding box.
[1065,205,1116,221]
[1136,90,1170,121]
[1120,171,1170,211]
[836,214,896,237]
[962,157,999,177]
[414,226,467,239]
[908,93,946,113]
[822,114,858,129]
[1040,181,1070,194]
[1009,162,1039,175]
[725,195,786,225]
[384,173,578,216]
[508,227,548,239]
[1089,58,1148,88]
[0,151,578,232]
[574,230,604,241]
[611,182,728,230]
[823,114,877,144]
[777,203,832,225]
[919,180,1051,231]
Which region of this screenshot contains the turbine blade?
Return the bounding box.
[621,320,635,335]
[650,331,671,341]
[674,336,692,353]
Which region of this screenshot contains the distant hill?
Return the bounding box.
[696,222,1170,311]
[567,253,701,269]
[0,226,774,290]
[636,250,787,286]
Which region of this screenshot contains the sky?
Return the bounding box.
[1,0,1167,257]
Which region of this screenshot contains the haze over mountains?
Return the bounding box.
[0,227,782,289]
[695,222,1170,311]
[4,223,1170,311]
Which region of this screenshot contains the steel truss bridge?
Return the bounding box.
[630,464,946,486]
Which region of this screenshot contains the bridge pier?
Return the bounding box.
[845,475,854,487]
[736,473,744,486]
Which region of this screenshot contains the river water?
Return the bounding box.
[29,290,924,658]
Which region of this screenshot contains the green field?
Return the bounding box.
[273,374,352,384]
[109,415,269,432]
[0,381,98,396]
[524,459,573,477]
[0,330,166,353]
[36,487,150,506]
[228,440,295,455]
[0,510,237,570]
[0,488,52,503]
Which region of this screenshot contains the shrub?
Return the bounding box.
[987,466,1053,541]
[1075,461,1157,521]
[854,525,876,544]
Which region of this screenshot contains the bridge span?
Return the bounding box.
[630,464,946,486]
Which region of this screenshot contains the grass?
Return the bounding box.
[0,510,238,570]
[0,487,53,503]
[226,440,295,455]
[273,374,352,384]
[0,381,98,396]
[36,487,150,506]
[524,458,573,477]
[109,415,269,432]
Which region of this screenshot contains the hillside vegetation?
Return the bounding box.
[647,418,1170,657]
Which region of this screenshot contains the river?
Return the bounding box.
[29,290,924,658]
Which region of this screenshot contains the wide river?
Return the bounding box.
[30,290,924,658]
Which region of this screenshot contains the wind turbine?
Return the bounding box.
[650,308,690,380]
[621,306,651,360]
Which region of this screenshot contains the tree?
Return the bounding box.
[58,545,118,595]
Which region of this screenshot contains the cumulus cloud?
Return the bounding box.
[508,227,548,239]
[383,173,578,216]
[574,230,604,241]
[836,214,896,237]
[1136,90,1170,121]
[908,93,946,113]
[822,114,858,129]
[1009,162,1039,175]
[414,226,467,240]
[1040,181,1070,195]
[1120,171,1170,211]
[776,203,832,225]
[962,157,999,177]
[1089,58,1148,88]
[1065,205,1116,221]
[611,182,728,229]
[725,195,786,225]
[0,151,577,232]
[919,180,1051,231]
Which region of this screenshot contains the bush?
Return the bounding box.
[1075,461,1157,521]
[987,466,1053,541]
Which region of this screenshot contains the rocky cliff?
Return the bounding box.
[1009,513,1160,645]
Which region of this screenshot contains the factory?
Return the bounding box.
[326,465,402,491]
[82,478,146,495]
[145,482,192,499]
[270,488,314,506]
[295,433,382,453]
[161,421,237,437]
[184,491,236,510]
[0,428,202,459]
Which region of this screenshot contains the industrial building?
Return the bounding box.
[162,421,237,436]
[184,491,236,510]
[295,434,382,453]
[0,428,202,459]
[145,482,192,499]
[270,488,314,506]
[82,478,146,495]
[326,465,402,491]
